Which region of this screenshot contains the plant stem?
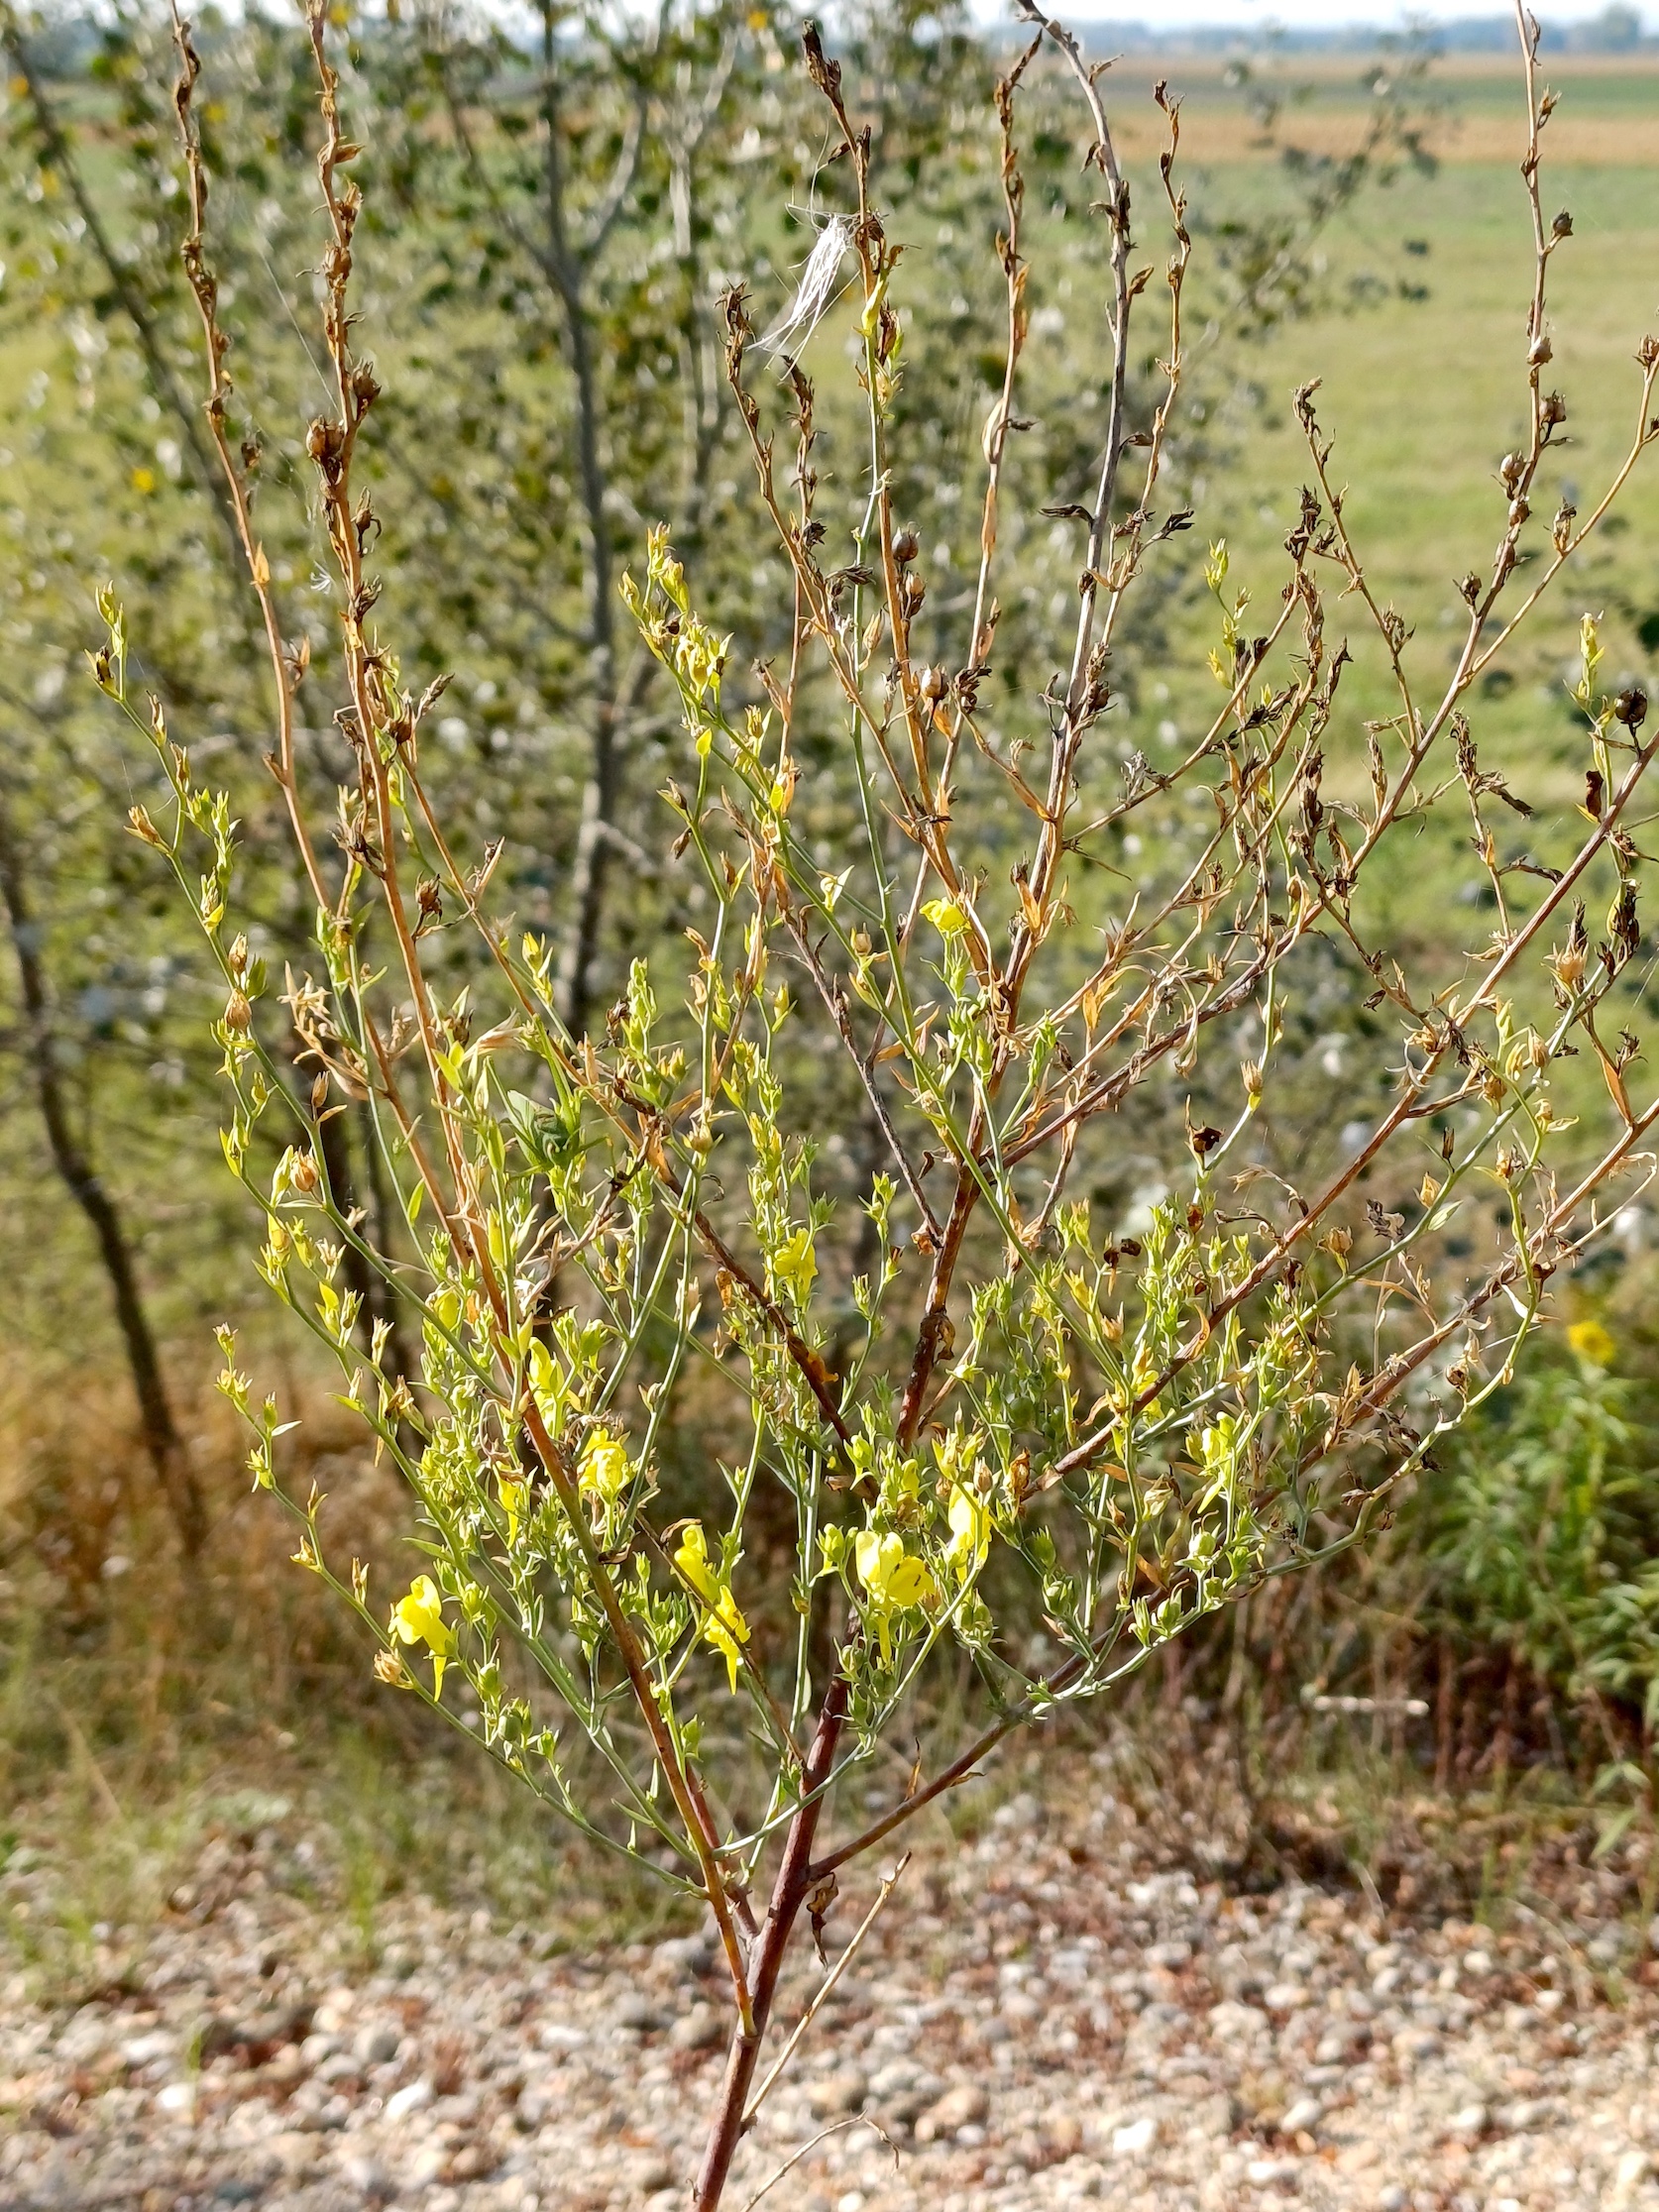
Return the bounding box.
[693,1672,848,2212]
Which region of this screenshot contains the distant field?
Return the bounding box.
[1096,55,1659,821]
[1098,48,1659,164]
[1021,47,1659,1123]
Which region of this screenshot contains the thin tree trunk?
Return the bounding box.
[553,44,731,1042]
[0,8,245,580]
[549,255,618,1040]
[360,1099,414,1388]
[0,778,205,1555]
[442,10,729,1040]
[554,687,619,1041]
[6,25,422,1391]
[537,0,619,1043]
[309,1086,391,1353]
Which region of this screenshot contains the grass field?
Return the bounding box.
[1073,52,1659,1125]
[1100,53,1659,751]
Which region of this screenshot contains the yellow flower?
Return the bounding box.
[498,1476,527,1549]
[390,1574,455,1698]
[1568,1317,1615,1369]
[943,1485,990,1581]
[578,1427,631,1504]
[676,1521,722,1605]
[675,1524,750,1692]
[923,897,965,938]
[130,466,156,496]
[854,1530,937,1663]
[770,1226,817,1308]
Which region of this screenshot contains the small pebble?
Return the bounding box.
[355,2023,400,2066]
[384,2078,432,2120]
[6,1750,1657,2212]
[669,2001,723,2051]
[808,2069,868,2118]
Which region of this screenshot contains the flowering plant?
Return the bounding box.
[104,5,1659,2201]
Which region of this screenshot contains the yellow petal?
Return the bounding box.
[498,1478,527,1549]
[886,1555,937,1608]
[945,1486,990,1576]
[706,1616,743,1693]
[1568,1317,1615,1367]
[676,1524,721,1605]
[391,1575,454,1655]
[578,1429,630,1502]
[715,1588,750,1648]
[771,1227,817,1306]
[853,1529,889,1596]
[855,1529,935,1612]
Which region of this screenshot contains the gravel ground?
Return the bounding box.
[4,1751,1658,2212]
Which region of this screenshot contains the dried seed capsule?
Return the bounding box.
[1614,686,1648,731]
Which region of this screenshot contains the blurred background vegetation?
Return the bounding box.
[6,0,1659,1989]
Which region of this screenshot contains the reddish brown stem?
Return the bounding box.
[692,1673,849,2212]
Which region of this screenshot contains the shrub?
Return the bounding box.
[102,3,1659,2200]
[1413,1318,1659,1794]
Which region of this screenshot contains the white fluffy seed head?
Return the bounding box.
[756,213,855,360]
